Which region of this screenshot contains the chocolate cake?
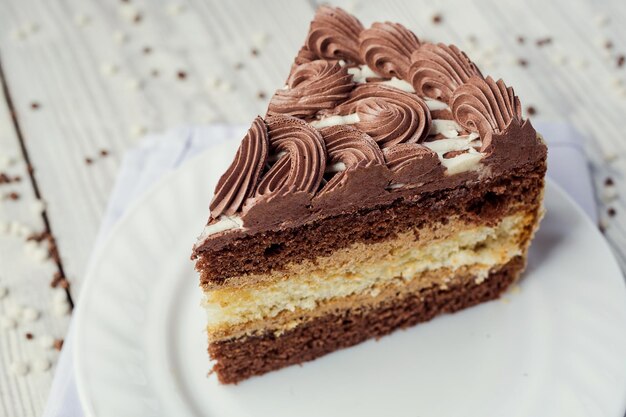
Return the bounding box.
[191,6,547,384]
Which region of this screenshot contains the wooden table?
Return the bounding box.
[0,0,624,415]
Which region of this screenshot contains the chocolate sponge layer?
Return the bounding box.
[196,162,545,288]
[209,256,524,384]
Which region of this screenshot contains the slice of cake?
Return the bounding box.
[192,6,547,384]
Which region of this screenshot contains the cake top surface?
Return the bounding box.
[193,6,546,254]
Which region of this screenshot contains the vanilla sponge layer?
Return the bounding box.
[204,211,535,336]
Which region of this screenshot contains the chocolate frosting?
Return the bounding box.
[268,60,354,119]
[209,116,268,218]
[451,76,521,140]
[359,22,421,79]
[409,43,482,102]
[306,5,364,63]
[314,126,390,210]
[241,115,326,227]
[383,143,444,184]
[192,6,547,257]
[332,84,431,147]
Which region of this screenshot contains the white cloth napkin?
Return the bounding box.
[42,121,597,417]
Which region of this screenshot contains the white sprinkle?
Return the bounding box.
[74,13,91,27]
[21,307,39,322]
[205,75,222,90]
[5,303,23,320]
[551,53,567,66]
[8,221,22,237]
[610,76,622,87]
[52,301,71,317]
[11,28,27,40]
[0,221,8,235]
[31,357,51,372]
[52,290,67,304]
[166,3,185,15]
[604,150,619,162]
[594,14,610,27]
[17,224,33,238]
[10,361,29,376]
[39,335,55,350]
[24,241,48,263]
[125,78,143,91]
[0,286,8,299]
[113,31,129,44]
[602,185,618,203]
[24,22,40,34]
[219,81,234,92]
[130,124,147,138]
[574,58,588,69]
[0,316,17,330]
[0,154,16,169]
[251,32,270,48]
[100,63,119,76]
[119,4,139,21]
[30,199,46,214]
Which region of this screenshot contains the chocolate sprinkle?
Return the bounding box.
[608,207,617,217]
[251,48,259,57]
[617,55,625,68]
[7,191,20,200]
[432,14,442,24]
[257,91,266,100]
[517,36,525,44]
[526,106,537,116]
[518,58,528,67]
[53,339,64,351]
[85,157,93,165]
[605,177,614,186]
[30,102,40,110]
[177,70,187,80]
[100,149,109,157]
[25,333,33,340]
[535,37,552,47]
[142,46,152,54]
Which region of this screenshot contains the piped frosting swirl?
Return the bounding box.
[450,76,522,138]
[209,116,268,218]
[331,84,431,147]
[409,43,482,102]
[268,60,354,119]
[383,143,442,184]
[319,125,385,193]
[254,115,326,198]
[306,5,364,63]
[359,22,420,80]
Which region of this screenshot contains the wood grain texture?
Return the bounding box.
[0,0,625,415]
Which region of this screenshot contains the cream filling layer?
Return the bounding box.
[203,214,526,330]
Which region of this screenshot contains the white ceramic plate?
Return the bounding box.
[75,139,626,417]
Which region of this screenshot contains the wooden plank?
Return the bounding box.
[0,0,315,297]
[0,65,71,417]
